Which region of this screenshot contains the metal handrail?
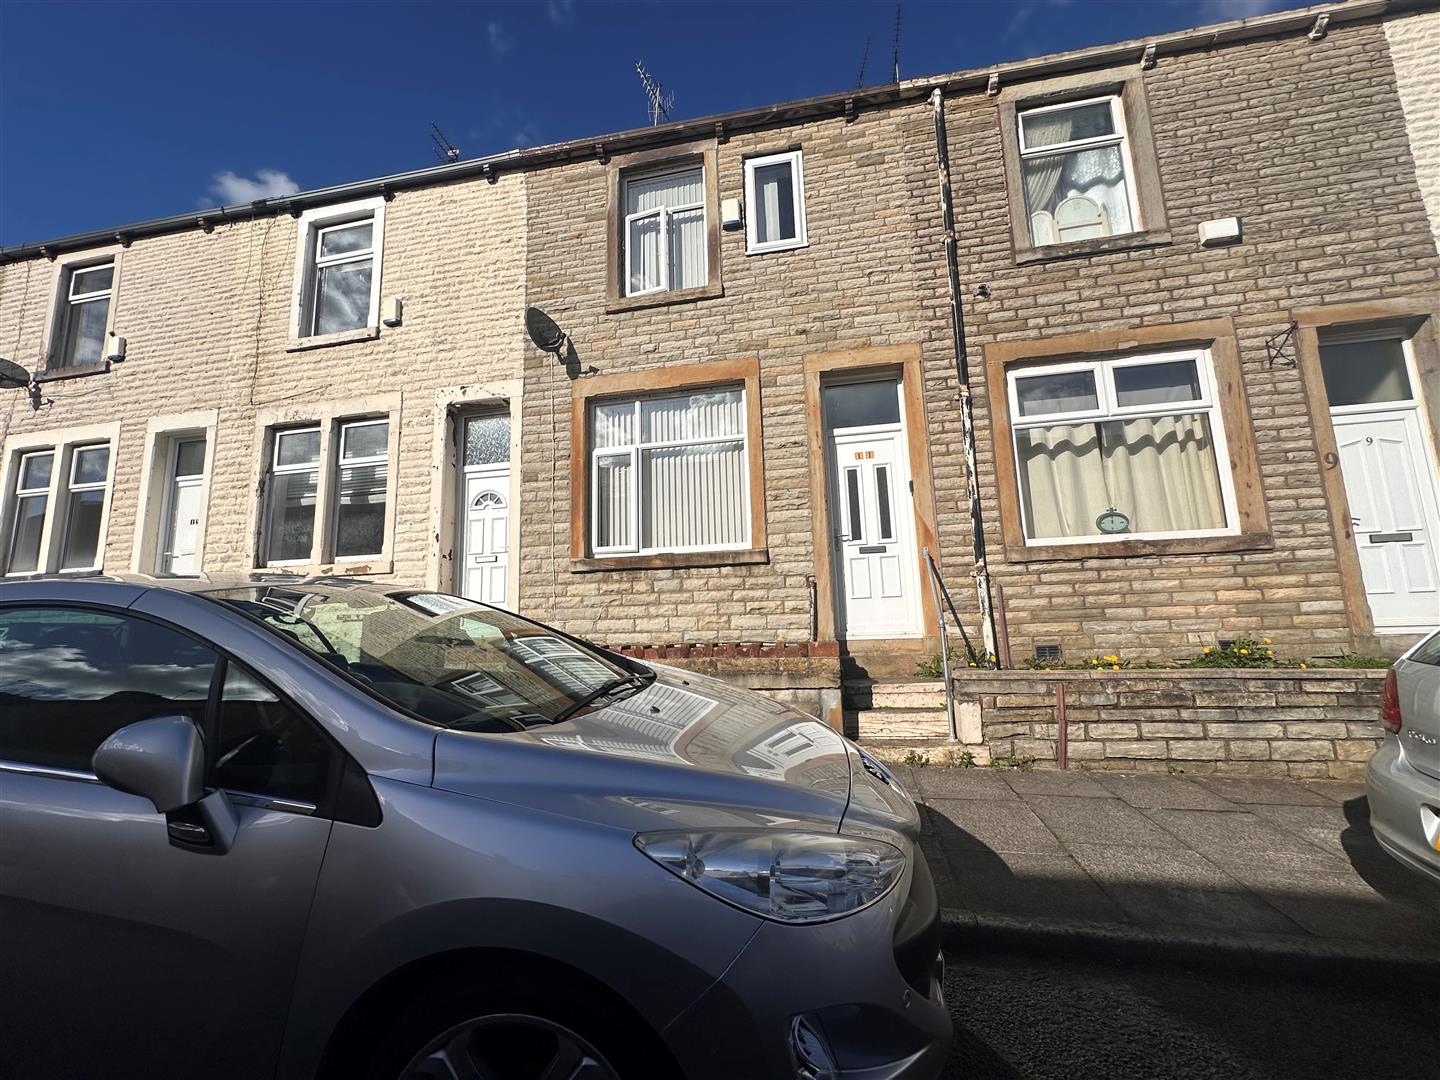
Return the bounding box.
[924,548,999,743]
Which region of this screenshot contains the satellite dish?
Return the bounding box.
[524,307,566,353]
[0,358,31,389]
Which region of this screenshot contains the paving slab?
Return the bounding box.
[1026,795,1179,849]
[1065,842,1303,935]
[1142,808,1351,873]
[1091,772,1237,811]
[1216,864,1440,947]
[912,767,1020,801]
[947,850,1128,923]
[1295,779,1368,805]
[926,798,1066,856]
[1190,776,1334,806]
[1002,769,1113,798]
[1240,802,1355,862]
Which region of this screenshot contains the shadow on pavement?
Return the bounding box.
[1339,796,1438,906]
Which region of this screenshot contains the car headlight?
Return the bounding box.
[635,829,906,923]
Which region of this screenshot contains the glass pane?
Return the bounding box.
[875,465,894,541]
[823,381,901,429]
[70,265,114,296]
[593,402,635,449]
[1319,338,1413,406]
[341,420,388,460]
[62,298,109,366]
[1022,145,1132,243]
[1114,360,1202,407]
[72,445,109,485]
[19,452,53,491]
[175,438,206,477]
[276,429,321,466]
[313,259,373,334]
[464,413,511,465]
[594,453,632,549]
[266,469,317,562]
[625,167,703,214]
[335,463,387,558]
[59,489,105,570]
[318,221,372,257]
[7,494,47,573]
[845,468,863,541]
[627,212,662,294]
[1016,412,1226,540]
[640,390,743,442]
[214,663,332,803]
[1021,101,1115,148]
[0,607,216,771]
[639,442,746,550]
[1015,370,1099,417]
[753,161,796,244]
[669,206,707,291]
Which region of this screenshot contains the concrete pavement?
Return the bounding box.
[894,765,1440,964]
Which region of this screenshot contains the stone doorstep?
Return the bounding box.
[849,708,954,740]
[856,739,993,766]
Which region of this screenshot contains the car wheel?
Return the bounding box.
[398,1012,620,1080]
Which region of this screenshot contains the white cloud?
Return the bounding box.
[487,20,513,55]
[512,123,543,149]
[206,168,300,205]
[547,0,574,26]
[1195,0,1293,20]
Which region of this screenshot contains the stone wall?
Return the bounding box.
[955,668,1387,781]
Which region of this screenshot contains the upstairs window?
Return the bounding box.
[292,198,385,341]
[55,262,114,369]
[745,150,808,254]
[623,165,707,296]
[1019,96,1137,247]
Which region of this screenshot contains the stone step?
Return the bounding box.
[848,707,954,740]
[843,679,947,710]
[857,740,993,767]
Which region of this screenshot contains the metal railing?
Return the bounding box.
[923,547,991,743]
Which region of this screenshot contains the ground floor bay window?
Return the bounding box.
[1006,349,1237,546]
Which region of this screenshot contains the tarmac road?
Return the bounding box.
[939,947,1440,1080]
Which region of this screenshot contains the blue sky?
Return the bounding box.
[0,0,1300,246]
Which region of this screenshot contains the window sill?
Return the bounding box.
[1014,228,1172,266]
[35,360,110,383]
[571,548,768,573]
[1005,531,1272,563]
[285,325,381,352]
[605,282,724,315]
[745,239,809,257]
[254,557,394,577]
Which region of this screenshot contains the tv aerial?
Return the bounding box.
[635,61,674,126]
[431,122,461,165]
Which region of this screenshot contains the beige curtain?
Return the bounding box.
[1018,414,1226,539]
[1021,111,1073,216]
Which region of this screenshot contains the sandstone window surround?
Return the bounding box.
[605,140,723,313]
[286,196,387,351]
[569,357,766,572]
[252,395,401,574]
[39,247,124,380]
[985,318,1271,562]
[744,149,809,255]
[0,421,122,576]
[997,67,1170,264]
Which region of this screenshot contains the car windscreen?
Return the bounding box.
[206,584,632,731]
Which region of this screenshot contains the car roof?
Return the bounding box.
[0,573,395,598]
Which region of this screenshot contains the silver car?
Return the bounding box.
[1367,628,1440,885]
[0,577,949,1080]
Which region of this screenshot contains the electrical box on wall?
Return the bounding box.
[1199,217,1242,247]
[105,333,127,362]
[721,198,743,231]
[382,296,403,327]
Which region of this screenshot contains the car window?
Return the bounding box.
[213,662,333,805]
[0,606,217,772]
[1408,631,1440,667]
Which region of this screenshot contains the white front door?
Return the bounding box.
[1322,332,1440,633]
[460,468,510,607]
[160,437,205,575]
[825,380,922,639]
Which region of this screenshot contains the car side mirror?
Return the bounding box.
[92,716,238,853]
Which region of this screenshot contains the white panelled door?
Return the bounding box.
[1333,411,1440,631]
[457,411,513,608]
[159,437,205,575]
[829,421,922,640]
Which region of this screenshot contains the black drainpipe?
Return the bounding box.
[930,87,1000,667]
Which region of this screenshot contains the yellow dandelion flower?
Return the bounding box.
[1239,648,1249,655]
[1202,646,1212,654]
[1264,638,1272,644]
[1300,662,1309,669]
[1111,664,1120,670]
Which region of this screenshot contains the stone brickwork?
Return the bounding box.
[1386,9,1440,254]
[957,669,1388,781]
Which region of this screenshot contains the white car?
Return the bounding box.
[1367,629,1440,884]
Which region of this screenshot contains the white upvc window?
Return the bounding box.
[261,416,392,566]
[291,198,386,340]
[2,436,115,576]
[1006,349,1238,545]
[1018,95,1139,247]
[744,150,808,254]
[622,165,707,297]
[55,261,115,368]
[590,387,749,556]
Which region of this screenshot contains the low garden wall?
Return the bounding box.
[954,668,1387,781]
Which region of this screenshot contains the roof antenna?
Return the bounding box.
[431,122,461,165]
[856,36,871,89]
[891,3,903,84]
[635,61,674,126]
